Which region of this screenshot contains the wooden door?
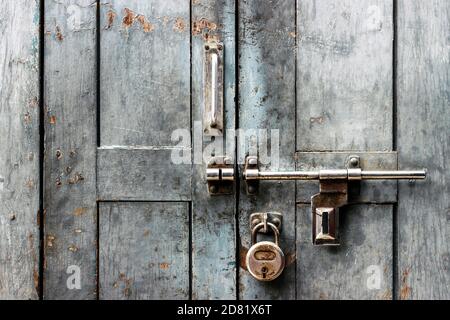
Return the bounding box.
[0,0,448,300]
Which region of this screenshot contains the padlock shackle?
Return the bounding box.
[251,222,280,246]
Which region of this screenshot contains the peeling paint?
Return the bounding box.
[68,244,79,252]
[68,172,85,185]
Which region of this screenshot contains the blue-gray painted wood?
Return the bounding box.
[100,0,190,147]
[297,0,394,152]
[297,204,393,299]
[295,0,395,299]
[191,0,237,299]
[396,0,450,300]
[99,202,189,300]
[98,0,192,300]
[0,0,40,300]
[238,0,297,299]
[44,0,97,299]
[97,147,191,201]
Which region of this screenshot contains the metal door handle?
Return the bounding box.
[243,156,426,245]
[203,41,223,136]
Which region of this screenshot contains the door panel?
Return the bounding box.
[100,0,190,147]
[191,0,237,300]
[97,0,192,300]
[37,0,449,300]
[99,202,189,299]
[238,0,297,299]
[0,0,40,300]
[293,0,395,300]
[97,148,191,201]
[44,0,97,299]
[297,204,393,299]
[397,0,449,299]
[297,0,393,151]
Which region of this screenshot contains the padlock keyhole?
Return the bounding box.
[261,266,268,279]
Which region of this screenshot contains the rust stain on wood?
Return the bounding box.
[159,262,170,270]
[73,207,87,217]
[106,10,117,29]
[400,268,412,299]
[49,115,57,124]
[192,18,217,35]
[122,8,135,28]
[55,26,64,41]
[173,17,186,32]
[136,15,154,33]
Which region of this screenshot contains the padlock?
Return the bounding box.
[246,222,285,281]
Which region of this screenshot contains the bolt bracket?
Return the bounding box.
[206,156,234,195]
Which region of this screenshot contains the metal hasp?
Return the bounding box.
[243,155,427,245]
[203,41,224,136]
[206,156,234,195]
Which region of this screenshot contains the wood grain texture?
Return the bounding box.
[44,0,97,299]
[238,0,296,299]
[100,0,190,147]
[98,148,191,201]
[297,204,393,300]
[191,0,237,299]
[0,0,40,300]
[297,0,393,151]
[99,202,189,300]
[396,0,450,299]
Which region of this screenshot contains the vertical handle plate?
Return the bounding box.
[203,41,224,136]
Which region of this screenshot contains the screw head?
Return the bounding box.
[272,217,281,228]
[349,157,359,167]
[209,185,217,194]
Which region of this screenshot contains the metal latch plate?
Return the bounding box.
[206,156,234,195]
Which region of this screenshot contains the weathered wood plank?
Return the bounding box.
[99,202,189,300]
[297,0,393,151]
[191,0,237,299]
[97,148,191,201]
[100,0,190,147]
[297,204,393,300]
[296,0,395,299]
[44,0,97,299]
[239,0,297,299]
[0,0,40,300]
[296,152,398,203]
[396,0,450,300]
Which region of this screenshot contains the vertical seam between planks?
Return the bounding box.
[189,0,193,301]
[234,0,240,301]
[39,0,45,300]
[392,0,399,301]
[294,0,298,301]
[95,0,101,300]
